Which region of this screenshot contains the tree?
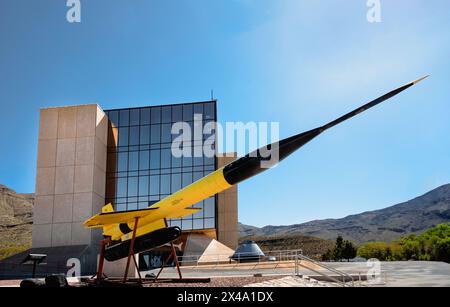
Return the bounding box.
[333,235,344,261]
[434,237,450,263]
[357,242,390,260]
[357,223,450,263]
[342,240,357,262]
[321,236,357,262]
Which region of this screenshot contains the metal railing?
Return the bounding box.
[176,249,303,269]
[295,253,354,287]
[147,249,354,287]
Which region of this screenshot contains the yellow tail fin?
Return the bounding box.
[102,203,114,213]
[101,203,115,237]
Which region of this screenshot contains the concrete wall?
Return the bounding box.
[216,154,238,250]
[33,105,108,248]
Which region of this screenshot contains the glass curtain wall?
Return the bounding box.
[104,101,217,231]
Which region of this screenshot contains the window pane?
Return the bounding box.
[150,125,160,144]
[193,117,203,141]
[150,150,160,169]
[128,151,138,171]
[183,105,193,121]
[128,202,137,210]
[193,219,204,230]
[193,171,202,182]
[149,175,159,195]
[204,218,215,229]
[117,178,127,198]
[151,107,161,124]
[117,203,127,212]
[171,174,181,193]
[172,154,182,168]
[193,202,203,218]
[128,177,138,197]
[193,148,203,166]
[182,172,192,188]
[118,127,128,146]
[140,108,150,125]
[129,126,139,145]
[108,110,119,127]
[140,125,150,144]
[138,202,148,209]
[172,105,182,122]
[117,152,128,172]
[204,164,215,171]
[193,104,203,117]
[183,150,192,167]
[139,176,149,196]
[204,155,214,166]
[204,197,215,218]
[182,219,193,230]
[161,148,171,168]
[119,110,129,126]
[130,109,140,126]
[161,106,171,123]
[204,103,215,120]
[170,219,182,228]
[160,175,170,194]
[161,123,171,143]
[139,150,149,170]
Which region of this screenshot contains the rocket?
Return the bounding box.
[222,76,429,185]
[84,76,428,261]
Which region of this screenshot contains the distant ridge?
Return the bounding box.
[0,184,34,259]
[239,184,450,244]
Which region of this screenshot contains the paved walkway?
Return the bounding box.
[244,275,337,287]
[146,261,450,287]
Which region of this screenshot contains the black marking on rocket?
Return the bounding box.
[223,76,428,186]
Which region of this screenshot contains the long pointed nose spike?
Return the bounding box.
[412,75,430,85]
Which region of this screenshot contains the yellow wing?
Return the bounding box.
[83,207,158,228]
[84,206,201,228]
[83,167,232,240]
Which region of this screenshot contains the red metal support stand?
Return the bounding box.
[171,241,183,279]
[93,238,111,280]
[154,240,183,282]
[123,217,140,283]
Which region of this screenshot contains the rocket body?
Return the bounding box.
[93,76,428,244]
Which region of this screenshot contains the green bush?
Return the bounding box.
[357,242,398,261]
[357,223,450,263]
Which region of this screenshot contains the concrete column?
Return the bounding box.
[32,104,108,248]
[216,153,238,250]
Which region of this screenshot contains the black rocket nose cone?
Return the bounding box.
[223,76,428,186]
[271,128,323,163]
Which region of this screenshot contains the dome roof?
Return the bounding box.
[231,240,265,260]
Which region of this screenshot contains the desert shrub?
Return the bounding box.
[357,223,450,263]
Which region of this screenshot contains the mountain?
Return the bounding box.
[0,184,34,259]
[239,184,450,245]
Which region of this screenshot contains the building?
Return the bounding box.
[31,101,237,276]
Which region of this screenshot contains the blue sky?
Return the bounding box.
[1,0,449,227]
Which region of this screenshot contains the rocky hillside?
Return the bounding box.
[239,184,450,245]
[0,184,34,259]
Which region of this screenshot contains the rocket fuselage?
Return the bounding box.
[222,76,425,186]
[96,76,427,244]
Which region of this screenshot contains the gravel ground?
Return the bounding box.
[0,276,283,287]
[0,279,22,287]
[143,276,283,287]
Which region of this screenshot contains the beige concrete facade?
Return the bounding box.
[32,104,108,248]
[31,103,239,275]
[216,154,238,250]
